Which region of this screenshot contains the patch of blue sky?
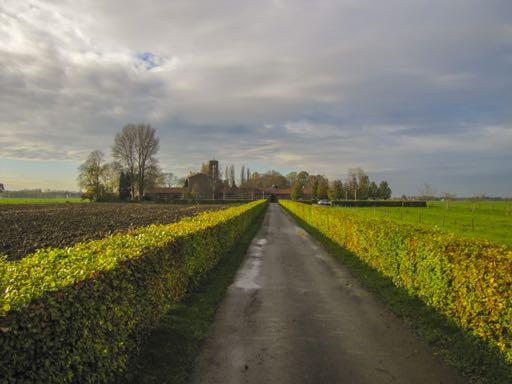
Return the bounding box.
[136,51,166,70]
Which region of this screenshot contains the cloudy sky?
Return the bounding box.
[1,0,511,196]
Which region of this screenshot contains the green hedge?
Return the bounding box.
[280,200,512,364]
[154,199,254,205]
[330,200,426,207]
[0,200,266,383]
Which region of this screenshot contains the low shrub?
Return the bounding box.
[280,200,512,364]
[0,200,266,383]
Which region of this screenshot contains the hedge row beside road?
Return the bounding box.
[154,199,254,204]
[0,200,266,383]
[280,200,512,364]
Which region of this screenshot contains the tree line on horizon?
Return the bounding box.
[78,124,392,201]
[288,169,391,201]
[198,163,392,201]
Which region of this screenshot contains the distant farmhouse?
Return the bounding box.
[146,160,308,201]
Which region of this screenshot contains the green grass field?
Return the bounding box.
[332,200,512,246]
[0,198,84,204]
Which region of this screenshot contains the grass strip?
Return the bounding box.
[122,205,267,384]
[285,209,512,384]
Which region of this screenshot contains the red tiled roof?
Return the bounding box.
[257,188,291,195]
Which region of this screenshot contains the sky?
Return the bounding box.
[0,0,511,196]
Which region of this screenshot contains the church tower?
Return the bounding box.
[209,160,219,181]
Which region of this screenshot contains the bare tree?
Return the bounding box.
[134,124,160,199]
[441,191,456,200]
[162,172,178,188]
[418,183,437,200]
[113,124,160,200]
[144,162,163,190]
[101,161,122,193]
[224,165,229,183]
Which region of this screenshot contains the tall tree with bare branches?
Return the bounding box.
[112,123,160,199]
[135,124,160,198]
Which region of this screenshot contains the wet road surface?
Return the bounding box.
[191,203,466,384]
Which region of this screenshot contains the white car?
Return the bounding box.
[317,199,331,206]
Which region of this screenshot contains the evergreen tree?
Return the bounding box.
[118,171,131,200]
[311,178,320,199]
[328,179,344,201]
[368,181,379,200]
[356,169,370,200]
[229,165,236,187]
[378,180,392,200]
[240,165,246,186]
[346,170,358,200]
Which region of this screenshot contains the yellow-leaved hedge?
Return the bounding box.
[0,200,266,383]
[280,200,512,363]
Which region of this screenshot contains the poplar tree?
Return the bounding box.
[240,165,246,185]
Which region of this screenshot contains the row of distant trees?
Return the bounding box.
[197,163,392,201]
[0,189,81,198]
[288,168,391,201]
[78,124,161,201]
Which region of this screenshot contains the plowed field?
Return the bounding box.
[1,203,228,260]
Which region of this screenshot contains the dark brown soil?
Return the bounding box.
[1,203,228,260]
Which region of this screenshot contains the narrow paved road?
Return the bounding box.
[192,204,466,384]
